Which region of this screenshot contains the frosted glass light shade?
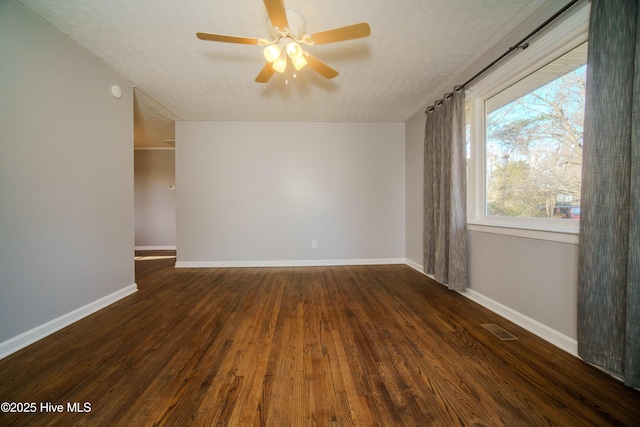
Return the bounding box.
[292,55,307,71]
[273,56,287,73]
[286,42,303,59]
[263,45,282,63]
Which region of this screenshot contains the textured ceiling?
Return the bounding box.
[18,0,549,147]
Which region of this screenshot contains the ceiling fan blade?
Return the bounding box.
[306,22,371,45]
[196,32,260,45]
[255,62,275,83]
[304,53,339,79]
[263,0,289,30]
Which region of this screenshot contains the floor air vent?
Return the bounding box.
[481,323,518,341]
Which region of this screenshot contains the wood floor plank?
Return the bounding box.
[1,253,639,426]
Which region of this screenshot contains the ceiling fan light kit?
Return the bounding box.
[291,52,308,71]
[196,0,371,83]
[263,44,282,62]
[285,41,303,60]
[272,55,287,73]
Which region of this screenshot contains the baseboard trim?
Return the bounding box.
[405,258,424,273]
[135,246,177,250]
[175,258,406,268]
[403,260,578,356]
[0,284,138,360]
[460,288,578,355]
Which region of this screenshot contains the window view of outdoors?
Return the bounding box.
[485,43,587,219]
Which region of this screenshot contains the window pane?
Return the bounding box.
[485,43,586,219]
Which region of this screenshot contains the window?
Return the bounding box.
[467,3,589,241]
[485,44,586,220]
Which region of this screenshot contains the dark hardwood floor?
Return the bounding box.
[1,251,639,426]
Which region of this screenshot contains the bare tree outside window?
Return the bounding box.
[484,43,586,219]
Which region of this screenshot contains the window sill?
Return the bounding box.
[467,222,579,244]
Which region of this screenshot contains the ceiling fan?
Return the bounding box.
[196,0,371,83]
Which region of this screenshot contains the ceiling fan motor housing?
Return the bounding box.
[269,8,306,39]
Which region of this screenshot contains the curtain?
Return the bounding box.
[423,88,468,291]
[578,0,640,388]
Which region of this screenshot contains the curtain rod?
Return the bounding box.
[425,0,582,114]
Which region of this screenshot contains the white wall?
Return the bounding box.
[176,121,405,266]
[405,112,425,269]
[0,1,136,356]
[134,149,176,249]
[467,232,578,339]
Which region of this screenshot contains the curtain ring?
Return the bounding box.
[454,85,464,93]
[444,92,453,101]
[426,106,435,114]
[435,99,444,108]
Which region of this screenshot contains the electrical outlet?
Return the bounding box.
[312,240,318,249]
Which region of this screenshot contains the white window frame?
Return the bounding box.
[467,2,590,244]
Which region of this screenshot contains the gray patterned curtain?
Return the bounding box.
[578,0,640,388]
[423,88,468,291]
